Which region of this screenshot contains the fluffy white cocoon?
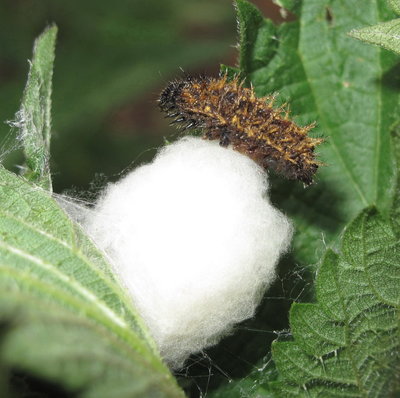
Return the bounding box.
[83,137,292,368]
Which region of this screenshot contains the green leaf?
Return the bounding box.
[235,0,277,76]
[389,0,400,16]
[271,207,400,396]
[349,19,400,55]
[233,0,400,264]
[15,25,57,191]
[0,166,184,397]
[272,0,300,16]
[391,126,400,235]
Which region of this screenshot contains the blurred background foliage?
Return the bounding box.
[1,0,230,193]
[0,0,284,194]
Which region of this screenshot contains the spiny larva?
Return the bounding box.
[158,74,323,185]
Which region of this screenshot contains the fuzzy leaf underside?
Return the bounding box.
[0,166,183,397]
[349,0,400,54]
[234,0,400,265]
[270,207,400,397]
[15,26,56,191]
[349,19,400,55]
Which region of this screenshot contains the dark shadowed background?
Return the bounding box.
[0,0,285,194]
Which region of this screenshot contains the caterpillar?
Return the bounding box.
[158,74,323,185]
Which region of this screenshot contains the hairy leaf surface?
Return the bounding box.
[349,19,400,55]
[14,26,57,191]
[270,207,400,396]
[349,0,400,55]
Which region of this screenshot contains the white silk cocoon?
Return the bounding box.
[83,137,292,368]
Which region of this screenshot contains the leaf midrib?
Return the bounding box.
[0,209,130,319]
[0,275,156,371]
[0,240,130,333]
[0,208,162,362]
[0,201,155,342]
[0,262,153,364]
